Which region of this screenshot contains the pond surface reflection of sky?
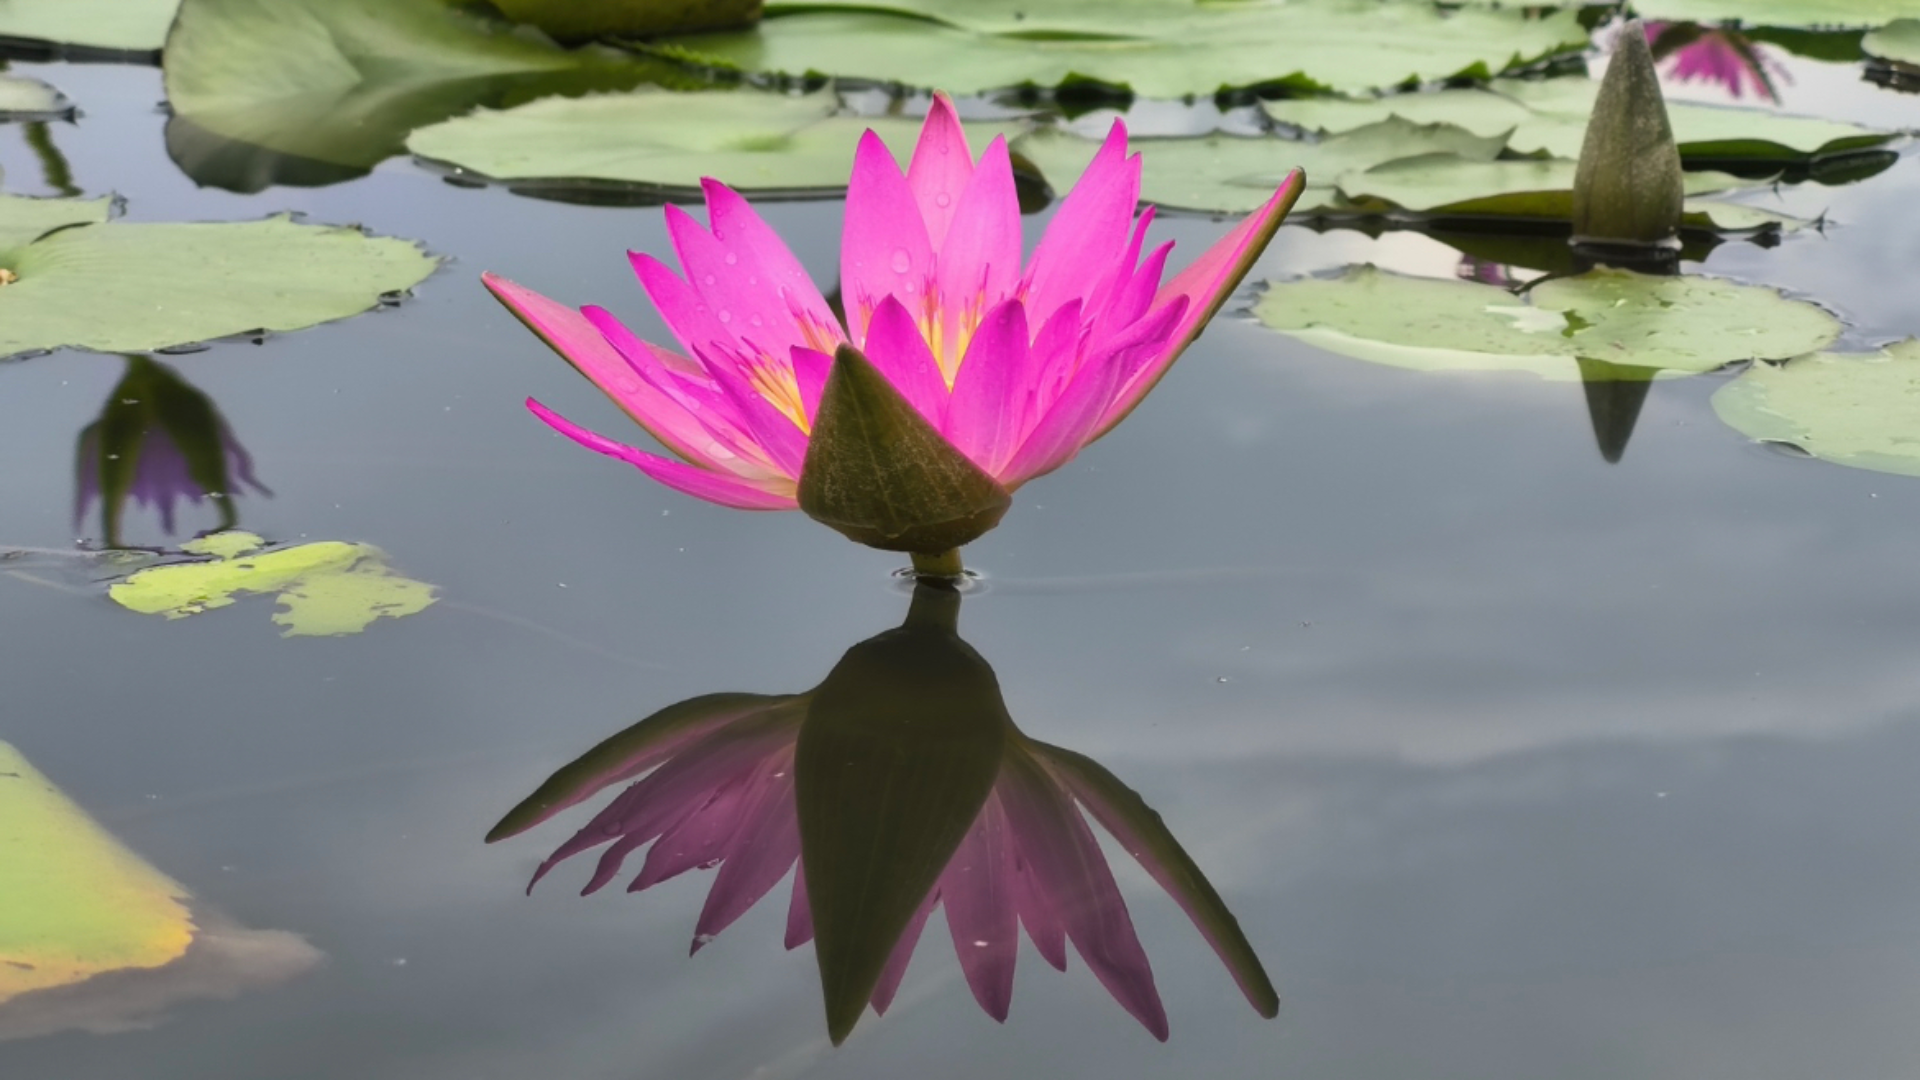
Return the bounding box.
[8,43,1920,1080]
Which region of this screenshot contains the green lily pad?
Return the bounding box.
[648,0,1588,97]
[0,192,110,262]
[163,0,680,193]
[1014,117,1507,216]
[0,73,66,117]
[1265,77,1896,172]
[0,204,437,358]
[0,0,180,51]
[1712,339,1920,478]
[107,531,438,637]
[1633,0,1920,28]
[409,87,1020,195]
[1253,264,1841,380]
[1865,19,1920,63]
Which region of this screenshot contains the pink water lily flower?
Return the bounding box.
[484,94,1302,539]
[1643,21,1788,103]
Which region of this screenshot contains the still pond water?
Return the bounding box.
[8,26,1920,1080]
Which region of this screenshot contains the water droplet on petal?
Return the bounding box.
[724,252,739,266]
[934,192,952,209]
[750,314,764,327]
[890,248,912,274]
[703,273,716,286]
[718,310,733,324]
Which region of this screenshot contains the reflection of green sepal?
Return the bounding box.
[1035,741,1281,1019]
[487,693,800,843]
[796,591,1008,1044]
[798,344,1011,555]
[82,358,241,546]
[1575,356,1657,464]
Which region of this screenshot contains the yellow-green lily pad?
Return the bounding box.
[0,205,437,359]
[108,531,438,637]
[1712,339,1920,478]
[1254,264,1841,380]
[0,72,67,117]
[0,0,180,52]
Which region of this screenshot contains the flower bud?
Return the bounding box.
[1572,20,1686,247]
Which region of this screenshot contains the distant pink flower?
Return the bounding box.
[1642,21,1789,103]
[484,94,1302,516]
[503,698,1273,1041]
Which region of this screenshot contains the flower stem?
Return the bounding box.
[909,548,964,579]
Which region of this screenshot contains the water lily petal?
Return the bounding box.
[861,295,950,428]
[701,179,844,355]
[906,92,975,248]
[1013,846,1067,971]
[631,251,741,370]
[786,864,814,949]
[699,358,811,479]
[945,298,1031,476]
[998,748,1168,1041]
[692,746,802,951]
[484,274,720,469]
[940,793,1019,1022]
[934,135,1022,369]
[1100,169,1304,437]
[791,346,832,428]
[841,129,935,346]
[869,890,938,1016]
[630,780,753,892]
[1082,206,1156,331]
[525,399,798,510]
[1001,297,1187,488]
[667,202,828,373]
[1091,240,1175,348]
[1023,121,1141,323]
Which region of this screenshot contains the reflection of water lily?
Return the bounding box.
[484,94,1302,557]
[492,585,1276,1044]
[74,357,270,547]
[1643,21,1789,103]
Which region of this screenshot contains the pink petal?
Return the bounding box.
[869,890,938,1016]
[932,135,1022,367]
[1013,846,1067,971]
[1022,121,1141,323]
[701,179,845,354]
[1081,205,1157,328]
[1090,240,1174,348]
[526,399,798,510]
[581,305,783,478]
[791,346,832,428]
[698,357,810,479]
[998,749,1168,1041]
[692,746,802,950]
[841,130,935,346]
[1000,296,1187,488]
[862,295,950,429]
[940,793,1019,1022]
[906,92,975,247]
[1098,169,1303,438]
[1018,298,1086,443]
[631,251,739,369]
[667,201,832,370]
[943,298,1031,476]
[483,273,718,469]
[630,781,753,892]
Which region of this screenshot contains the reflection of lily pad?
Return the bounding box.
[0,73,67,118]
[1865,19,1920,64]
[0,0,179,51]
[0,204,437,358]
[1253,265,1841,380]
[1712,339,1920,478]
[651,0,1586,97]
[163,0,676,193]
[1265,77,1894,171]
[409,88,1020,195]
[1634,0,1920,28]
[108,531,438,637]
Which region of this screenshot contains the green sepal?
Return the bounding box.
[1572,20,1685,246]
[795,582,1006,1044]
[798,344,1011,555]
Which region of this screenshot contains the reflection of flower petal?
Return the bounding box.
[692,748,801,951]
[870,889,938,1016]
[784,863,814,950]
[939,793,1019,1021]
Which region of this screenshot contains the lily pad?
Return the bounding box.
[1253,264,1841,380]
[1865,19,1920,64]
[1632,0,1920,28]
[0,73,67,117]
[107,530,438,637]
[1712,339,1920,478]
[1013,117,1507,216]
[0,204,437,358]
[163,0,679,192]
[649,0,1588,97]
[0,0,179,52]
[409,87,1021,195]
[1265,77,1896,173]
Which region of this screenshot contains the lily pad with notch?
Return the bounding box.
[1712,339,1920,479]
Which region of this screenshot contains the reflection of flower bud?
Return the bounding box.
[1572,20,1685,248]
[74,357,270,547]
[491,584,1276,1045]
